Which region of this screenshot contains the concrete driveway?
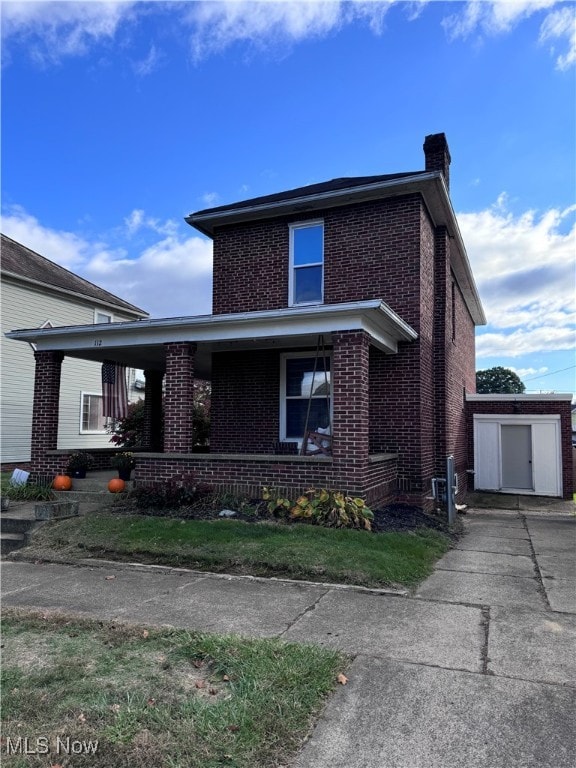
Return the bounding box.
[2,498,575,768]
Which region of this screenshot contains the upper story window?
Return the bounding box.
[289,221,324,306]
[95,310,113,323]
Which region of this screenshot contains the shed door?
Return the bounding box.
[473,416,562,497]
[501,425,533,490]
[474,421,500,490]
[532,421,561,496]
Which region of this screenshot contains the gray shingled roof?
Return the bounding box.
[190,171,422,218]
[1,234,148,317]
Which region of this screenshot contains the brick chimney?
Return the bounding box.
[423,133,451,191]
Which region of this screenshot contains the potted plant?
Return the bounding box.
[110,451,136,481]
[66,452,93,479]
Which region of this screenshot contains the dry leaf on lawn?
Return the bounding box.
[337,673,348,685]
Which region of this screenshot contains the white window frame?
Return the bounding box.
[289,220,324,306]
[279,351,332,444]
[80,392,109,434]
[94,309,113,323]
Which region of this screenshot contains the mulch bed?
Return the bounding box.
[113,494,457,535]
[371,504,453,534]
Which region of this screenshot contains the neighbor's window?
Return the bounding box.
[80,393,108,433]
[95,310,113,323]
[280,353,331,442]
[289,221,324,305]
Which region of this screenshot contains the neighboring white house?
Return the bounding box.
[1,234,148,465]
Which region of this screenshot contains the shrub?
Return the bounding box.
[109,400,146,448]
[262,487,374,530]
[129,475,211,512]
[109,381,211,449]
[262,487,293,518]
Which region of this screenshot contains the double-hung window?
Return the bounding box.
[289,221,324,305]
[280,353,331,443]
[80,393,108,434]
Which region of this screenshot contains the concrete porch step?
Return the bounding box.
[53,490,124,505]
[1,532,26,555]
[1,515,37,534]
[53,471,134,505]
[0,507,41,555]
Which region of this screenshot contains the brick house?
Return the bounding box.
[11,133,570,505]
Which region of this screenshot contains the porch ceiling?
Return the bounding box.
[6,299,418,378]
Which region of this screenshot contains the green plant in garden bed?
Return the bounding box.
[0,480,55,502]
[1,609,346,768]
[263,487,374,530]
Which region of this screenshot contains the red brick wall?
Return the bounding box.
[31,351,63,472]
[164,343,196,453]
[211,350,280,453]
[212,195,423,322]
[134,453,397,507]
[466,400,573,499]
[445,276,476,500]
[432,226,476,501]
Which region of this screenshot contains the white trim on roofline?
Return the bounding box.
[467,394,573,402]
[6,299,417,357]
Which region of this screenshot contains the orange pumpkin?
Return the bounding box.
[108,478,126,494]
[53,474,72,491]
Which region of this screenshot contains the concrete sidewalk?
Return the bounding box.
[2,501,575,768]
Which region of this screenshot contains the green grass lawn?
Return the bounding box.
[21,513,452,588]
[1,609,347,768]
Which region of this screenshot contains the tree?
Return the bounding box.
[476,367,526,394]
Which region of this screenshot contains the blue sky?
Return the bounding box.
[2,0,575,396]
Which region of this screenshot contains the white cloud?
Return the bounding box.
[124,209,145,236]
[2,0,573,72]
[442,0,575,69]
[1,206,92,269]
[123,209,179,238]
[1,1,137,65]
[539,6,576,70]
[201,192,220,207]
[510,366,549,378]
[1,207,213,318]
[131,43,162,77]
[186,0,341,59]
[459,197,576,358]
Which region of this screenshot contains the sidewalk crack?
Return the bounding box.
[277,589,331,637]
[480,605,492,675]
[520,514,552,611]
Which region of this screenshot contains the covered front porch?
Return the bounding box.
[8,300,417,505]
